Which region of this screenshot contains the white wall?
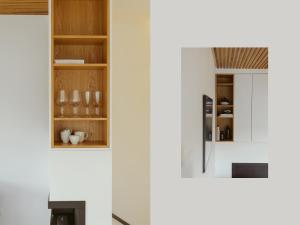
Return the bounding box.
[112,0,150,225]
[215,143,268,178]
[150,1,282,224]
[0,16,49,225]
[181,48,215,178]
[49,152,111,225]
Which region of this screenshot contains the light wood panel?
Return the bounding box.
[54,35,107,45]
[54,42,107,63]
[0,0,48,15]
[54,0,107,35]
[213,48,268,69]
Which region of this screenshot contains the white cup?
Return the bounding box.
[69,135,80,145]
[74,131,89,143]
[60,129,72,144]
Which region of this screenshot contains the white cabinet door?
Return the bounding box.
[234,74,252,142]
[252,74,268,142]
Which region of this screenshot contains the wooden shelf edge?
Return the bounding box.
[53,64,107,70]
[53,63,107,67]
[54,117,108,121]
[217,104,234,107]
[53,142,109,149]
[53,35,108,39]
[53,146,109,149]
[53,35,108,44]
[217,83,233,87]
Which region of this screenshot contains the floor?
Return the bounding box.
[113,219,121,225]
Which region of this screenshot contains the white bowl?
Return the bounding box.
[69,135,80,145]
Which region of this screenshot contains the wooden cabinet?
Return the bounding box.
[234,74,252,142]
[51,0,110,149]
[252,74,268,142]
[215,74,234,142]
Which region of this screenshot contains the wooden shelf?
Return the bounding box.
[217,116,233,119]
[53,64,107,70]
[217,104,234,107]
[217,83,233,86]
[54,35,108,44]
[54,117,107,121]
[53,141,108,149]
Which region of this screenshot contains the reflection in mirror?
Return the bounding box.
[181,47,268,178]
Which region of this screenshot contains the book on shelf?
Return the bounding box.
[54,59,85,64]
[218,114,233,118]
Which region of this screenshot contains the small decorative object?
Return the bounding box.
[54,59,84,64]
[223,109,232,114]
[216,126,220,141]
[225,126,231,140]
[220,97,230,105]
[70,89,81,116]
[60,129,72,144]
[56,89,68,117]
[57,215,68,225]
[69,135,80,145]
[208,131,212,140]
[219,113,233,118]
[220,131,225,141]
[83,90,92,116]
[74,131,89,143]
[94,90,102,116]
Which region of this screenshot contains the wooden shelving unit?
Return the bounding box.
[51,0,110,149]
[215,74,234,142]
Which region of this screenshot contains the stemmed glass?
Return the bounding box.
[94,91,102,116]
[83,90,92,116]
[56,90,68,117]
[70,89,81,116]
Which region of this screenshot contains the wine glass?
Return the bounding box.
[83,90,92,116]
[70,89,81,116]
[94,91,102,116]
[56,90,68,117]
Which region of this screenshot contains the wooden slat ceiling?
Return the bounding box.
[0,0,48,15]
[213,48,268,69]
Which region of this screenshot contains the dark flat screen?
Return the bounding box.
[232,163,268,178]
[202,95,213,173]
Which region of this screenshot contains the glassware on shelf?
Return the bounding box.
[94,90,102,116]
[70,89,81,116]
[83,90,92,116]
[56,90,68,117]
